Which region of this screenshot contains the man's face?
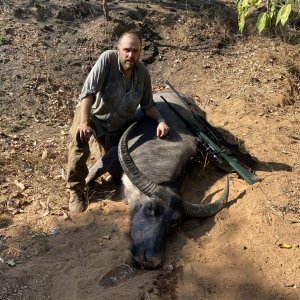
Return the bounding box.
[117,34,141,72]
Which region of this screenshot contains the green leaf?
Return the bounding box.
[278,4,292,25]
[268,0,277,19]
[275,5,283,26]
[276,4,292,26]
[238,14,246,32]
[241,0,249,7]
[249,0,262,5]
[257,12,267,33]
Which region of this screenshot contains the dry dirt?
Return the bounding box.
[0,1,299,299]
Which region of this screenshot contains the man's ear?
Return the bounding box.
[114,41,119,50]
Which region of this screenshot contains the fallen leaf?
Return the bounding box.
[41,149,48,159]
[63,211,70,220]
[14,181,26,191]
[39,200,49,210]
[285,283,296,288]
[61,168,66,180]
[279,243,292,249]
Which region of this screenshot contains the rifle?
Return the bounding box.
[161,81,259,185]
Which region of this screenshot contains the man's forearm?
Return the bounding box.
[80,95,94,124]
[145,105,169,137]
[145,105,165,123]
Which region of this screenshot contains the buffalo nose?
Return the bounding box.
[144,251,162,269]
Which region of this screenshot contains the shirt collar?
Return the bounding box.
[117,55,123,73]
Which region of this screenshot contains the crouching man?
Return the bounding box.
[66,31,169,213]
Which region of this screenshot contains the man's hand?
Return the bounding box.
[145,106,170,137]
[77,95,95,143]
[77,122,95,143]
[157,121,169,138]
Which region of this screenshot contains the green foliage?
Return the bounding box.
[257,12,268,32]
[0,34,12,46]
[276,3,292,25]
[236,0,300,33]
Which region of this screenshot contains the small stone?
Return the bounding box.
[49,227,60,236]
[166,264,174,272]
[7,259,16,267]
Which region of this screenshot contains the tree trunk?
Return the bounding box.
[103,0,109,20]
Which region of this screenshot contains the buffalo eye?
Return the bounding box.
[143,201,162,217]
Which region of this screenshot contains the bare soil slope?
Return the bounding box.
[0,1,299,299]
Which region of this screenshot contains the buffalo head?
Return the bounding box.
[118,122,229,269]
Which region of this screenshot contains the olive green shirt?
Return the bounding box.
[79,50,155,136]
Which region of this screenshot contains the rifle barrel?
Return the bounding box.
[165,81,225,144]
[160,95,259,185]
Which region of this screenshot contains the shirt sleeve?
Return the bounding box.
[140,66,155,112]
[78,50,112,102]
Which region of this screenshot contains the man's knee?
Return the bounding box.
[89,136,105,160]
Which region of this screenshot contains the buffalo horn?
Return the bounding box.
[118,122,159,197]
[183,176,229,217]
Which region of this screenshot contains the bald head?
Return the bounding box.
[118,31,142,48]
[117,32,142,72]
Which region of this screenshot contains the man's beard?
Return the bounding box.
[121,59,136,71]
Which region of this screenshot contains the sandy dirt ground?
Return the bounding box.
[0,1,299,299]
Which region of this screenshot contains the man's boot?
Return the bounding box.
[69,190,85,213]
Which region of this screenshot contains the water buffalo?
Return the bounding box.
[88,92,229,269]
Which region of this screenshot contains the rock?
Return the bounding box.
[165,264,174,272]
[48,227,60,236]
[7,259,16,267]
